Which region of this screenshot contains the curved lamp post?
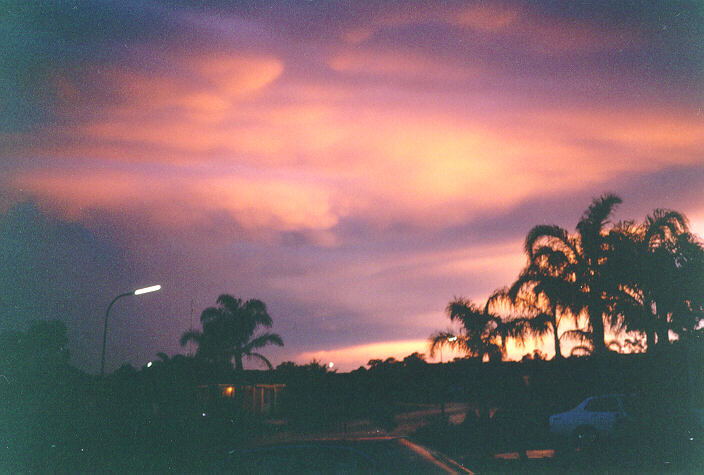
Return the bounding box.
[100,284,161,377]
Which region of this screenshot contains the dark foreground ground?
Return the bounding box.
[226,437,465,473]
[3,407,702,473]
[3,348,702,472]
[415,418,704,474]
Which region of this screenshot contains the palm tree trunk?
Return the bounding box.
[552,326,563,360]
[589,304,607,354]
[234,353,244,372]
[232,352,246,414]
[655,317,669,348]
[645,327,656,352]
[551,306,563,360]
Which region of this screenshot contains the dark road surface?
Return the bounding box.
[225,437,471,473]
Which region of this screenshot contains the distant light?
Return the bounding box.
[448,336,457,342]
[146,361,152,368]
[202,412,207,417]
[328,362,334,369]
[225,386,234,396]
[134,284,161,295]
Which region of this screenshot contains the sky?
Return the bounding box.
[1,0,703,373]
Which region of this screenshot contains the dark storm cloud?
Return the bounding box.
[0,201,144,370]
[1,0,180,131]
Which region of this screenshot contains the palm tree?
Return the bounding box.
[180,294,283,372]
[523,194,623,354]
[608,210,704,350]
[491,274,576,360]
[499,222,600,360]
[429,297,509,362]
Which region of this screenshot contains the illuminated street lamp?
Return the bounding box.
[441,336,457,364]
[100,284,161,377]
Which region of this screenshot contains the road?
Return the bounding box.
[227,437,473,473]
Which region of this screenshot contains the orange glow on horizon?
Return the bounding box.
[294,335,560,372]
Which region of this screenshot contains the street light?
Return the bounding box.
[441,335,458,416]
[441,336,457,364]
[100,284,161,377]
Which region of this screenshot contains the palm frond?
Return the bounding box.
[570,345,592,357]
[507,271,534,301]
[577,193,622,239]
[244,299,273,327]
[525,312,553,336]
[428,330,461,358]
[561,328,592,344]
[524,225,574,259]
[243,332,284,352]
[199,307,221,324]
[500,318,531,346]
[644,209,689,246]
[247,352,274,370]
[179,330,202,347]
[532,246,571,270]
[606,339,622,352]
[485,287,512,313]
[216,294,243,310]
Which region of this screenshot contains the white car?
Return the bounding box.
[549,394,629,448]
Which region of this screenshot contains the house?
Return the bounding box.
[198,383,285,416]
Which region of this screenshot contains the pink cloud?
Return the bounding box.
[328,49,480,82]
[11,170,340,242]
[8,83,703,239]
[453,3,520,32]
[4,6,700,242]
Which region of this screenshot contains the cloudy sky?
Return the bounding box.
[1,0,703,372]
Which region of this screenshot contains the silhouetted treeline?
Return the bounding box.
[2,316,702,471]
[431,194,704,364]
[273,342,703,438]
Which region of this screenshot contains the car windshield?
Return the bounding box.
[585,397,621,413]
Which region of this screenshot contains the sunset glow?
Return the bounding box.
[2,0,702,373]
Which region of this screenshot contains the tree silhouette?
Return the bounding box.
[497,231,594,360]
[523,194,623,354]
[0,320,70,378]
[487,282,577,360]
[180,294,283,372]
[402,352,427,369]
[429,297,509,362]
[608,210,704,350]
